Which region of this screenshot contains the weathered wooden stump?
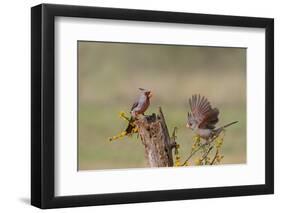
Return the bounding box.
[134,107,176,167]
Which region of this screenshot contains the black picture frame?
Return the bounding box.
[31,3,274,209]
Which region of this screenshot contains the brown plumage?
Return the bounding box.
[125,88,152,134]
[130,88,152,118]
[187,94,237,140]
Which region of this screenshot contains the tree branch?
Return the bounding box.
[210,148,219,165]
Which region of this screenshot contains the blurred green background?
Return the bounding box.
[78,41,246,170]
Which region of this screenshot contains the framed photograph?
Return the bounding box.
[31,3,274,209]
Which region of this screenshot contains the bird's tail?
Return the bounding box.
[221,121,238,129]
[214,121,238,137]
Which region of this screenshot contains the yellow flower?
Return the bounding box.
[215,137,224,148]
[191,144,197,151]
[184,161,189,166]
[108,135,118,142]
[175,156,181,166]
[118,111,130,122]
[193,135,201,142]
[118,111,126,117]
[204,157,211,165]
[121,131,127,136]
[195,158,203,165]
[216,155,224,163]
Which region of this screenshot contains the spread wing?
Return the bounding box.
[188,94,219,129]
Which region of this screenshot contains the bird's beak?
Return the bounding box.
[148,92,153,98]
[186,123,190,128]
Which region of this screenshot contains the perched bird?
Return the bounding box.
[109,88,153,141]
[125,88,153,134]
[186,94,238,141]
[130,88,152,118]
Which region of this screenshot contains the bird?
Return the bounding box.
[125,88,153,134]
[186,94,238,141]
[109,88,153,141]
[130,88,152,118]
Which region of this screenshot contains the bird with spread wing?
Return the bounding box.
[186,94,238,141]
